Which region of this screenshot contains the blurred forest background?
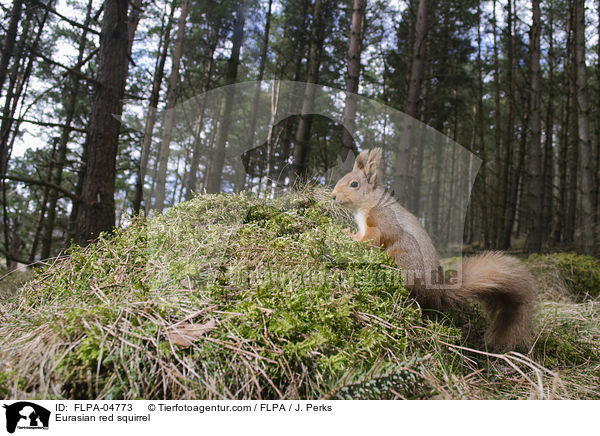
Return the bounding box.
[0,0,599,268]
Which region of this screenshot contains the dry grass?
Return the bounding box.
[0,189,598,399]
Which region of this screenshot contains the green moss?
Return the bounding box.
[2,190,597,399]
[527,253,600,299]
[536,319,598,369]
[1,190,458,399]
[0,371,27,397]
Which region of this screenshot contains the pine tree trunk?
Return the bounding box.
[42,0,94,259]
[475,0,489,248]
[127,0,143,55]
[239,0,273,192]
[184,34,217,200]
[499,0,515,247]
[490,0,502,248]
[502,94,529,250]
[542,6,555,241]
[204,5,246,193]
[526,0,543,252]
[0,2,31,179]
[75,0,132,245]
[565,3,578,244]
[153,0,189,212]
[341,0,365,155]
[0,0,24,102]
[554,57,570,243]
[1,5,37,265]
[595,0,600,233]
[575,0,596,254]
[278,0,310,186]
[31,140,58,262]
[291,0,324,187]
[395,0,427,206]
[132,1,175,214]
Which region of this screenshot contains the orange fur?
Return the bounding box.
[332,148,537,350]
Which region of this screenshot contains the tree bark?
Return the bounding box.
[341,0,366,156]
[575,0,596,254]
[475,0,489,249]
[238,0,273,192]
[490,0,502,247]
[554,56,570,242]
[277,0,310,186]
[565,3,578,244]
[595,0,600,235]
[542,4,555,241]
[204,5,246,193]
[502,94,528,250]
[499,0,516,247]
[127,0,144,55]
[1,5,40,266]
[42,0,95,259]
[291,0,325,187]
[75,0,132,245]
[525,0,543,252]
[0,0,24,99]
[153,0,189,212]
[183,33,218,200]
[133,1,175,214]
[395,0,427,206]
[31,140,58,262]
[0,0,31,179]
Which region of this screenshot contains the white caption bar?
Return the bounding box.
[0,400,596,436]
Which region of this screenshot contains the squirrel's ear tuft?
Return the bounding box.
[365,148,382,186]
[353,150,369,172]
[368,148,382,169]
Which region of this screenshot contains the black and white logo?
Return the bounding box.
[3,402,50,434]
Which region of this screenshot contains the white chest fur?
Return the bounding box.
[354,210,367,238]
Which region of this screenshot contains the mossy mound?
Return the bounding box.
[0,190,598,399]
[0,190,461,399]
[527,253,600,300]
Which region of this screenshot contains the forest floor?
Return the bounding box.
[0,189,598,399]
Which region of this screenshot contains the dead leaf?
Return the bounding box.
[166,319,217,347]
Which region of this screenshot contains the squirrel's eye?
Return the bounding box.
[350,181,359,188]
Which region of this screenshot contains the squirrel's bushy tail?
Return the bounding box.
[454,251,536,350]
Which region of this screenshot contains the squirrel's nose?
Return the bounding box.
[331,193,336,201]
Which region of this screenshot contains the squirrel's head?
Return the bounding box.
[331,148,382,210]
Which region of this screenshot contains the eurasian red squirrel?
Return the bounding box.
[332,148,536,350]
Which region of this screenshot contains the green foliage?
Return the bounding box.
[537,320,598,369]
[527,253,600,299]
[0,190,456,399]
[1,191,598,400]
[328,359,428,400]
